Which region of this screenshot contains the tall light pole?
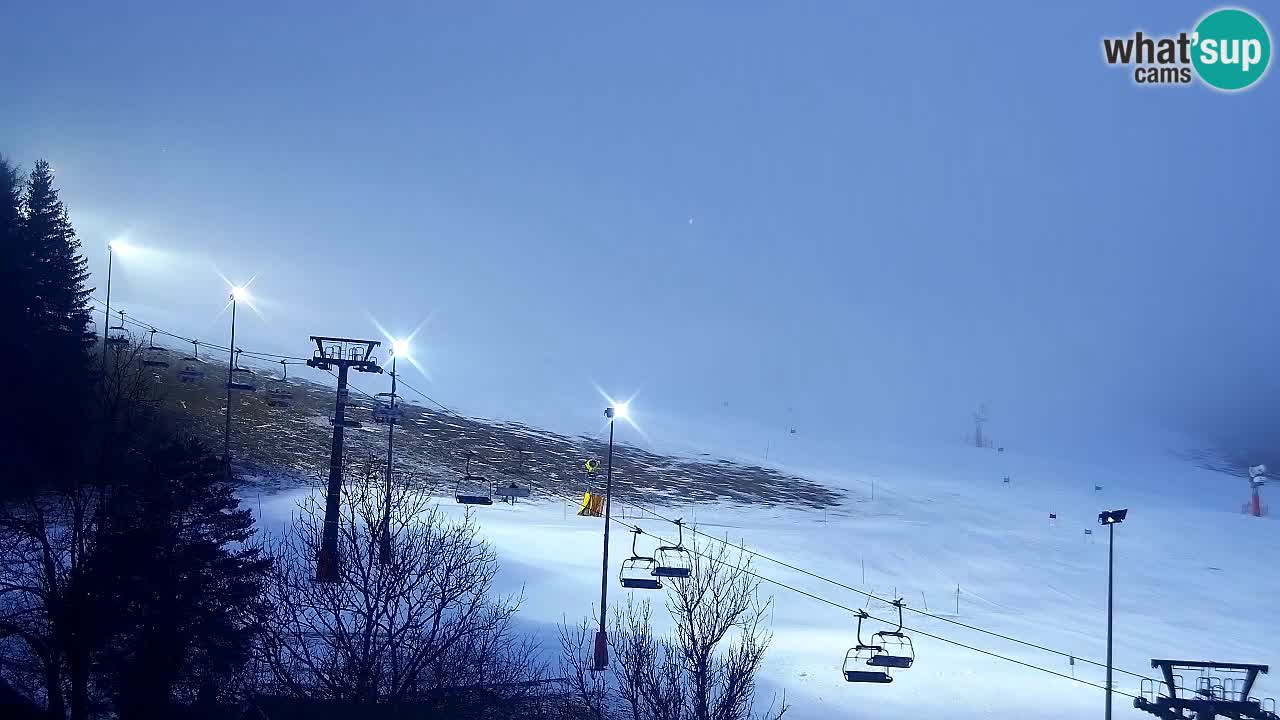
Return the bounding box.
[594,402,629,671]
[101,240,132,372]
[223,286,249,469]
[1098,508,1128,720]
[379,338,408,566]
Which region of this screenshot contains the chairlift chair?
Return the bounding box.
[106,311,130,346]
[228,371,257,392]
[493,482,531,505]
[620,528,663,590]
[371,392,394,423]
[456,457,494,505]
[228,350,257,391]
[142,328,170,368]
[178,340,205,382]
[267,360,294,407]
[865,600,915,670]
[843,611,893,684]
[652,518,693,579]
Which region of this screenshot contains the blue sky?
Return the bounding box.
[3,2,1277,458]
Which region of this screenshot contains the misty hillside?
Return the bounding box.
[144,346,842,509]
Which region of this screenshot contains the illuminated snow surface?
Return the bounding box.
[257,435,1280,720]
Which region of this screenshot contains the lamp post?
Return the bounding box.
[379,338,408,566]
[101,242,116,373]
[594,402,628,671]
[1098,508,1128,720]
[223,286,249,468]
[101,240,133,372]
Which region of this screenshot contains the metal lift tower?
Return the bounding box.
[1135,659,1278,720]
[307,336,383,583]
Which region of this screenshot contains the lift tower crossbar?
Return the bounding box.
[307,336,382,583]
[1135,659,1277,720]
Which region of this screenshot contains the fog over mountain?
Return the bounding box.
[3,1,1274,464]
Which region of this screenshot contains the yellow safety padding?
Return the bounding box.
[578,492,604,516]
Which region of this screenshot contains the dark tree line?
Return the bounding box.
[0,155,270,719]
[0,153,788,720]
[1,156,97,498]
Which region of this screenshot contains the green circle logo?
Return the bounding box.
[1193,8,1271,90]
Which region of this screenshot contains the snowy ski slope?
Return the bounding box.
[257,433,1279,719]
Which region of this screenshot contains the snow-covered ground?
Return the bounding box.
[256,434,1280,719]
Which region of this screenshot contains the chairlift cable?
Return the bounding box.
[533,482,1138,699]
[82,294,1153,690]
[610,492,1154,682]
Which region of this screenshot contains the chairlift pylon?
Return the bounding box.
[865,599,915,670]
[456,456,494,505]
[652,518,692,579]
[843,610,893,684]
[620,527,663,590]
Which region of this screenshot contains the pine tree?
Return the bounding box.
[0,156,29,357]
[96,434,270,719]
[6,158,97,494]
[22,159,95,370]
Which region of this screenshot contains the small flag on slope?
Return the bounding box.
[1084,528,1093,535]
[1049,513,1057,519]
[1095,485,1103,492]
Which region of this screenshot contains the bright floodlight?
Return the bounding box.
[611,402,630,420]
[230,286,250,302]
[109,239,135,255]
[1098,508,1128,525]
[391,337,411,358]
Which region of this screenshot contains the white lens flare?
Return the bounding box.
[370,313,433,380]
[594,384,646,442]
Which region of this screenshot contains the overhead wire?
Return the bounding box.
[529,481,1137,699]
[88,293,1153,693]
[604,490,1153,682]
[89,295,311,362]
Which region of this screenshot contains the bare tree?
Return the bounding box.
[259,456,531,706]
[0,340,156,720]
[560,537,787,720]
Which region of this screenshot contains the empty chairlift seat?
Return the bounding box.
[179,341,205,381]
[619,528,663,590]
[842,610,895,684]
[652,519,693,579]
[371,403,401,424]
[228,352,257,391]
[865,600,915,670]
[455,457,494,505]
[143,329,170,367]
